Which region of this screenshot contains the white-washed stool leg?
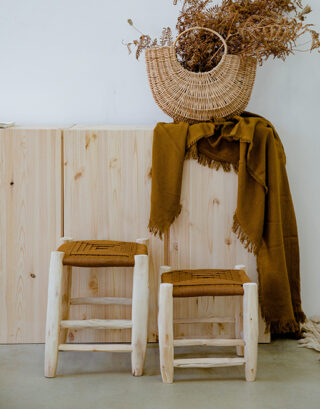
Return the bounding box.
[158,282,174,384]
[235,296,244,356]
[59,237,73,345]
[59,265,72,345]
[131,247,149,376]
[44,251,64,377]
[243,283,259,381]
[234,264,245,356]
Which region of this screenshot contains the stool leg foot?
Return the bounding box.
[131,254,149,376]
[44,251,64,378]
[243,283,258,381]
[158,283,174,384]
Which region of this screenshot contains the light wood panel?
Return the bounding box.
[0,128,61,343]
[64,126,269,343]
[63,126,161,343]
[0,125,269,343]
[170,160,269,342]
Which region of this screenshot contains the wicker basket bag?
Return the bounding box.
[145,27,257,123]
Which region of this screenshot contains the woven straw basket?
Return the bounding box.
[145,27,257,123]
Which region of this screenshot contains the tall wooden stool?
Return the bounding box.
[44,237,149,377]
[158,263,258,383]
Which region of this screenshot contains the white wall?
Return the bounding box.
[0,0,319,316]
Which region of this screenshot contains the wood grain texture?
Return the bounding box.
[169,160,270,342]
[70,297,132,305]
[0,128,61,343]
[58,343,132,352]
[173,338,245,347]
[243,283,259,381]
[174,357,245,368]
[45,251,64,377]
[63,126,161,343]
[0,126,269,343]
[64,126,269,344]
[159,284,174,383]
[131,252,149,376]
[60,319,133,329]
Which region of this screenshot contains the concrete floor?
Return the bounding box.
[0,340,319,409]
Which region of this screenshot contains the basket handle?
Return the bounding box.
[173,26,228,56]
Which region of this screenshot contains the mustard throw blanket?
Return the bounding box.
[149,112,305,334]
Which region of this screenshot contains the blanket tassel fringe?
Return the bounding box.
[299,317,320,353]
[185,147,239,173]
[148,204,182,239]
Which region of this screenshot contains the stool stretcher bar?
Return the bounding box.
[174,357,245,368]
[60,319,133,330]
[70,297,132,305]
[173,317,235,324]
[58,344,133,352]
[173,338,245,347]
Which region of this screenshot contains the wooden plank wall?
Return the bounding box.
[63,126,269,343]
[0,128,61,343]
[169,161,268,340]
[0,126,269,343]
[63,127,162,343]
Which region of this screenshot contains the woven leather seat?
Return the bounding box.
[161,269,251,297]
[58,240,148,267]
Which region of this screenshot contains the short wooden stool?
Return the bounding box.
[44,237,149,377]
[158,264,258,383]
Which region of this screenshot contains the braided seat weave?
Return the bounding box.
[58,240,148,267]
[161,269,251,297]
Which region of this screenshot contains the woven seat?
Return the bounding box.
[58,240,148,267]
[161,269,251,297]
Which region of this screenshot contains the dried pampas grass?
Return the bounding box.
[126,0,320,71]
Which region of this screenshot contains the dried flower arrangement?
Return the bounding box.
[126,0,320,72]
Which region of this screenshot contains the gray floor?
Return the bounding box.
[0,340,319,409]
